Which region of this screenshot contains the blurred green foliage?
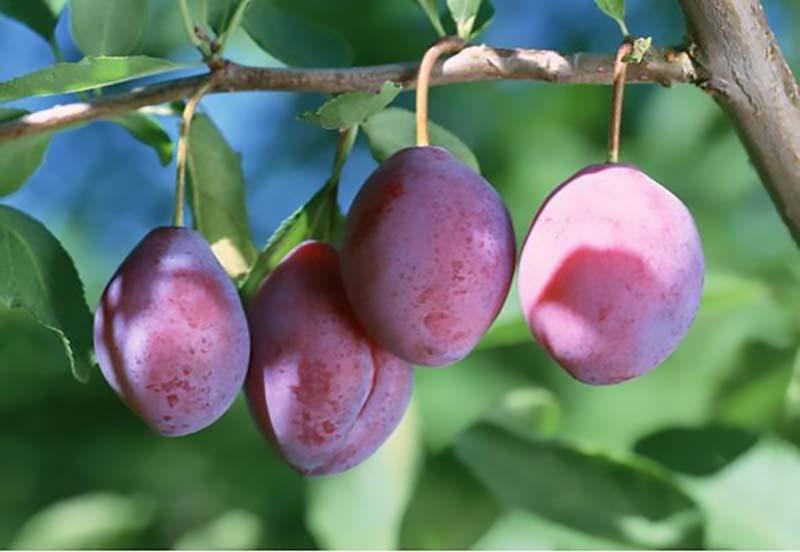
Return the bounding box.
[1,0,799,549]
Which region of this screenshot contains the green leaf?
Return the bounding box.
[415,347,532,451]
[11,492,156,548]
[186,114,257,279]
[399,448,502,549]
[362,107,479,172]
[686,438,800,548]
[0,0,62,43]
[455,423,705,549]
[300,81,402,130]
[0,109,51,196]
[113,112,173,166]
[0,56,186,104]
[175,510,264,550]
[242,0,352,67]
[446,0,482,39]
[414,0,445,36]
[634,425,759,477]
[594,0,628,36]
[0,205,94,382]
[70,0,148,56]
[239,181,340,299]
[306,399,421,549]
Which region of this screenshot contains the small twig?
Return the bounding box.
[0,46,698,145]
[607,42,633,164]
[416,37,467,146]
[174,81,212,227]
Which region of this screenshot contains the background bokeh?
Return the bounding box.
[1,0,799,549]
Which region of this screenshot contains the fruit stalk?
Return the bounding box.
[174,82,211,227]
[415,36,467,147]
[607,42,633,164]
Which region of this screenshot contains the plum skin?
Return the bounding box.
[93,227,250,436]
[518,164,704,384]
[340,146,516,366]
[246,240,413,476]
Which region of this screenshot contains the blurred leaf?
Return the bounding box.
[475,510,626,549]
[112,112,173,166]
[482,387,561,439]
[11,492,156,548]
[0,56,186,103]
[0,108,51,195]
[239,181,339,299]
[186,114,257,279]
[399,449,502,549]
[362,107,479,172]
[306,400,421,549]
[415,347,533,452]
[175,510,264,549]
[300,81,402,130]
[686,437,800,548]
[456,423,705,549]
[634,425,759,476]
[243,0,352,67]
[787,346,800,426]
[414,0,445,36]
[0,205,93,382]
[446,0,480,39]
[0,0,62,43]
[70,0,147,56]
[550,269,797,452]
[595,0,628,35]
[713,341,794,432]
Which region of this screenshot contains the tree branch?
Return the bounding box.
[678,0,800,242]
[0,44,697,144]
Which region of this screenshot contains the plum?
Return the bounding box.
[518,164,704,384]
[340,146,516,366]
[246,241,413,475]
[94,227,250,436]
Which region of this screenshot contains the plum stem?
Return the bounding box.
[415,36,467,147]
[174,81,211,227]
[607,42,633,164]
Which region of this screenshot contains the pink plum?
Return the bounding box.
[340,146,516,366]
[94,227,250,435]
[246,241,413,475]
[518,164,704,384]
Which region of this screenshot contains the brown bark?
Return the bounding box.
[678,0,800,242]
[0,44,696,144]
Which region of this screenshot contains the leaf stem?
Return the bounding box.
[329,125,359,188]
[174,81,211,227]
[217,0,252,57]
[607,41,632,164]
[178,0,212,58]
[415,36,467,147]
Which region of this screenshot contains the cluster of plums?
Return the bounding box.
[94,145,704,475]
